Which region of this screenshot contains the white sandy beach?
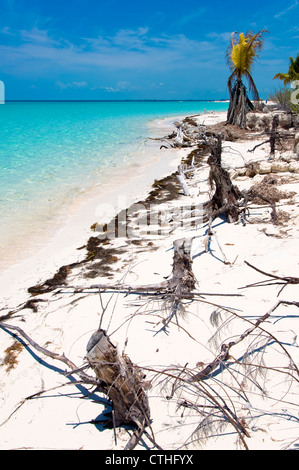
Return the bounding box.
[0,110,299,451]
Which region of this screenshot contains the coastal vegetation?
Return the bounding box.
[226,30,267,128]
[272,53,299,114]
[273,53,299,85]
[269,87,294,113]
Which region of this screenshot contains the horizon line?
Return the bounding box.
[4,98,230,103]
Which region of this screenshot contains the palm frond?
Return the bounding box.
[230,33,251,75]
[227,70,237,96]
[246,29,267,52]
[273,73,289,85]
[289,54,299,74]
[273,53,299,85]
[244,70,260,101]
[227,30,267,76]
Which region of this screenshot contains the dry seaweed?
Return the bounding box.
[2,341,23,372]
[247,174,295,205]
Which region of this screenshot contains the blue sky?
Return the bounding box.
[0,0,298,100]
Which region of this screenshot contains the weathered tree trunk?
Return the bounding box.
[207,134,242,223]
[154,237,197,331]
[86,329,150,429]
[248,114,283,159]
[168,237,196,296]
[227,80,254,128]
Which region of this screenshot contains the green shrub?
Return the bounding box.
[269,87,299,114]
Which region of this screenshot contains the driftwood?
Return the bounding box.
[0,322,98,386]
[168,238,196,294]
[158,121,193,149]
[269,114,280,157]
[53,237,198,337]
[189,299,299,383]
[241,260,299,295]
[86,329,150,431]
[176,164,191,196]
[55,233,244,299]
[248,114,285,157]
[207,133,242,222]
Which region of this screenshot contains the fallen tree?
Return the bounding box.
[86,328,151,448]
[206,133,243,223]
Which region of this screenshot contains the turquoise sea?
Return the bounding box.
[0,100,228,268]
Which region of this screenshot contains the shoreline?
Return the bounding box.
[0,112,196,302]
[0,102,212,275]
[1,107,299,450]
[0,101,230,277]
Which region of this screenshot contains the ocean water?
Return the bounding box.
[0,100,228,268]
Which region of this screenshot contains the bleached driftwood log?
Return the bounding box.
[86,329,150,429]
[173,121,187,147]
[176,164,191,196]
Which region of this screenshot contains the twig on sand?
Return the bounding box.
[241,261,299,295]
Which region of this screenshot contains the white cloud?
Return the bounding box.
[56,80,88,89]
[0,26,227,85]
[20,27,60,46]
[1,26,15,36]
[92,81,139,93]
[274,0,298,18]
[206,32,232,42]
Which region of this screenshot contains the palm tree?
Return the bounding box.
[226,30,267,128]
[273,53,299,85]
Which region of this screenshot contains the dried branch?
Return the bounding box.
[242,261,299,295]
[0,322,98,385]
[248,114,285,157]
[189,300,299,383]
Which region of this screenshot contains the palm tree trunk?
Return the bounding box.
[227,80,254,128]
